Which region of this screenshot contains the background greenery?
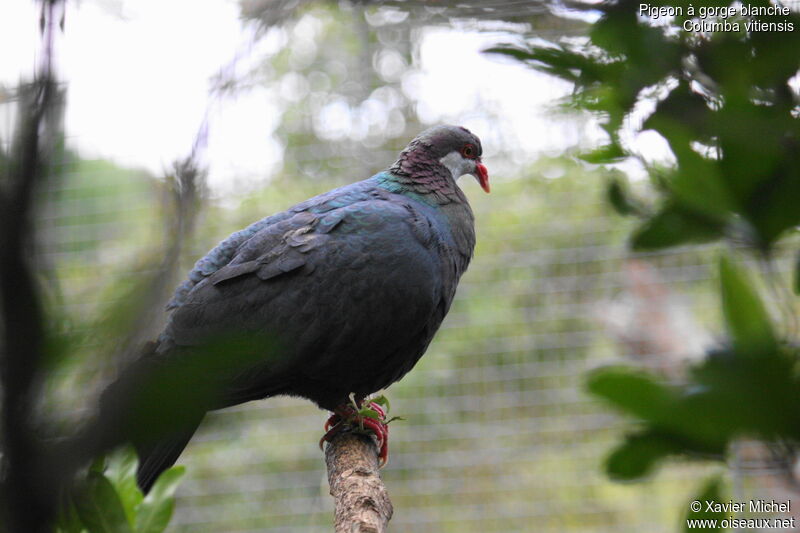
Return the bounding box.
[4,0,799,531]
[490,0,800,530]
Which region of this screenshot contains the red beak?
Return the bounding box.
[475,161,490,193]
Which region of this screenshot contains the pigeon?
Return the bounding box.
[103,125,489,492]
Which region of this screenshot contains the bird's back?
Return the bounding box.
[160,174,475,410]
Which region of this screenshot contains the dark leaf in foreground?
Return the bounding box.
[683,477,726,533]
[73,472,133,533]
[630,204,725,251]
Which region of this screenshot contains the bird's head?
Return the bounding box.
[401,125,490,193]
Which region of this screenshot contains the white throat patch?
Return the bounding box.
[439,151,471,179]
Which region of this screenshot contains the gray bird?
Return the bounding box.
[103,125,489,491]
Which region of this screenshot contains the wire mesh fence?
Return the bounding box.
[23,98,797,533]
[160,168,729,533]
[5,0,799,531]
[22,133,737,532]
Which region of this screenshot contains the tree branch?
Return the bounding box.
[325,432,393,533]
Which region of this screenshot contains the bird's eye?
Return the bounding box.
[461,144,477,159]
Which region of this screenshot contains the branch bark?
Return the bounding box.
[325,431,393,533]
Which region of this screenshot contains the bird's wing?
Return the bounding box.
[160,188,446,399]
[166,180,381,310]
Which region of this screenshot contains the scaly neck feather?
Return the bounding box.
[387,141,460,205]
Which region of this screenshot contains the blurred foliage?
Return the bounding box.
[1,23,199,529]
[488,0,800,523]
[15,0,795,529]
[36,154,184,420]
[488,0,800,253]
[57,448,185,533]
[168,155,715,532]
[36,144,722,531]
[239,1,423,185]
[684,477,726,532]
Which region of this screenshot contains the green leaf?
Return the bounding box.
[104,448,144,527]
[668,148,734,219]
[486,42,620,89]
[88,456,107,475]
[135,466,185,533]
[630,204,725,251]
[643,81,712,141]
[55,493,86,533]
[750,14,800,88]
[795,250,800,295]
[370,394,391,413]
[483,46,536,62]
[74,472,133,533]
[691,347,800,439]
[684,476,726,532]
[586,367,675,422]
[606,176,643,216]
[742,163,800,249]
[359,408,381,421]
[719,255,777,355]
[579,143,626,164]
[605,431,681,481]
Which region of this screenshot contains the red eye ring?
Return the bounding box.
[461,144,477,159]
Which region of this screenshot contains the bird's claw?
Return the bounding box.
[319,399,390,467]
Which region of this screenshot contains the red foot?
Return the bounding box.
[319,400,390,466]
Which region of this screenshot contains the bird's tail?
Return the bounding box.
[135,416,203,493]
[99,341,206,493]
[101,340,289,493]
